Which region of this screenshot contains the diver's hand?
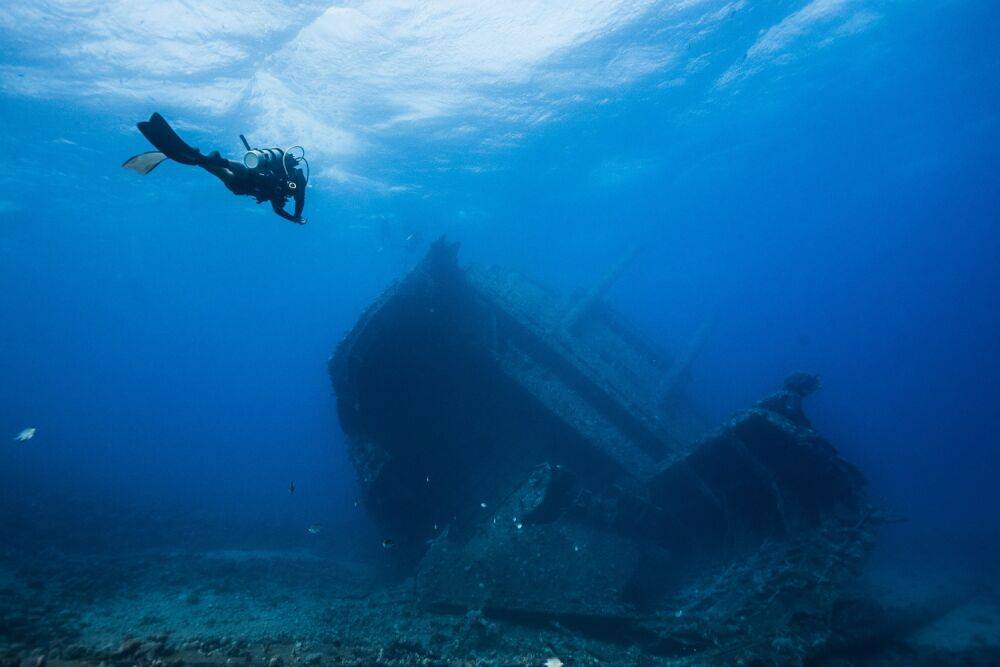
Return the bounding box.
[294,217,307,225]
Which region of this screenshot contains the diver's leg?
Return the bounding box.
[200,163,235,183]
[199,155,249,193]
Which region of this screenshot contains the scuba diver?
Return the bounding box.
[123,112,308,224]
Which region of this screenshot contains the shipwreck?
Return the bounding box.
[330,239,882,662]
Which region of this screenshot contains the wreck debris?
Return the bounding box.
[557,242,639,335]
[330,239,712,552]
[660,316,715,407]
[783,370,822,396]
[330,239,873,654]
[415,462,673,620]
[648,387,866,570]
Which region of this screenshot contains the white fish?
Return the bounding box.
[307,524,322,534]
[14,428,35,442]
[545,658,563,667]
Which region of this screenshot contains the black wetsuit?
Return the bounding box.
[201,151,306,224]
[136,113,307,224]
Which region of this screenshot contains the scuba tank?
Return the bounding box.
[243,147,283,169]
[239,134,309,190]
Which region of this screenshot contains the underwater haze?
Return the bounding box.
[1,1,999,664]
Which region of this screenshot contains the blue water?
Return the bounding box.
[1,0,998,661]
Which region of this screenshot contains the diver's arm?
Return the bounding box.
[292,186,305,221]
[271,198,305,224]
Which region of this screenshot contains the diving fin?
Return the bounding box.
[137,112,204,166]
[122,151,168,175]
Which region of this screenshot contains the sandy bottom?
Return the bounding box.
[0,546,625,665]
[1,545,998,665]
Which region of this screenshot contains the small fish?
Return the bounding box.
[545,658,563,667]
[307,524,322,534]
[289,482,296,495]
[14,428,35,442]
[381,538,395,549]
